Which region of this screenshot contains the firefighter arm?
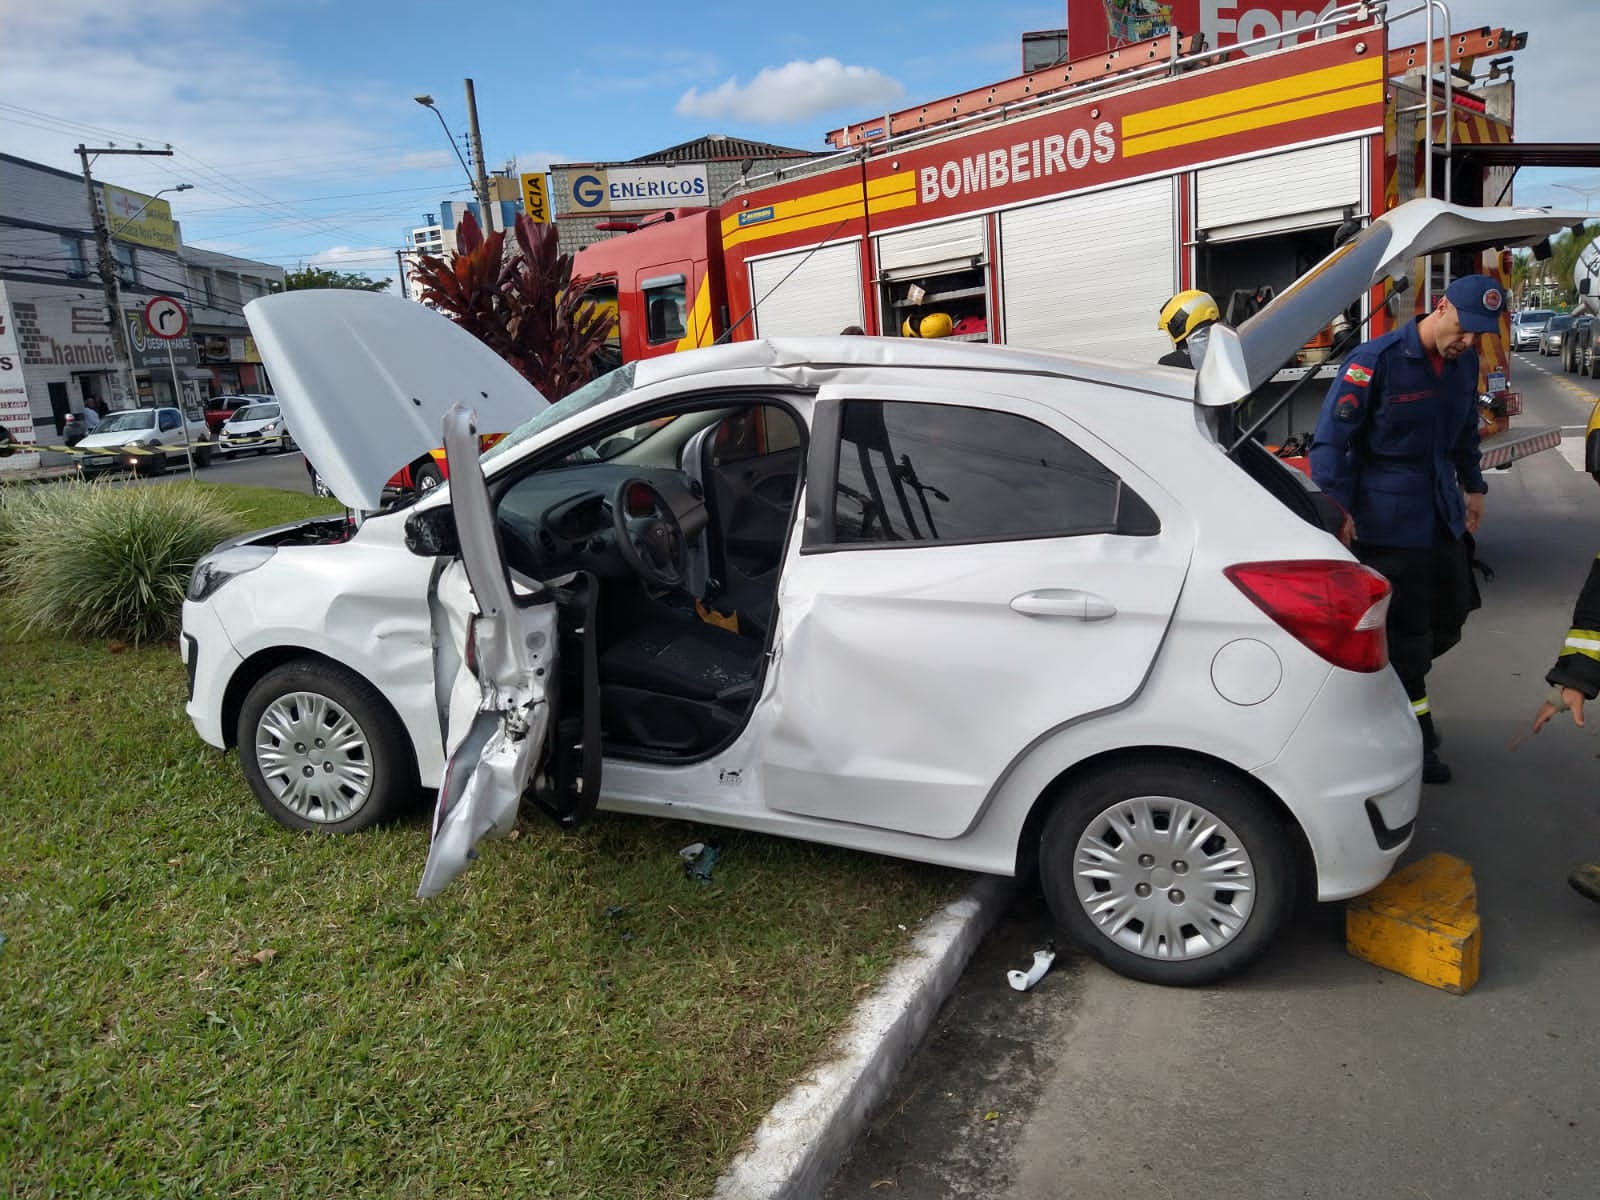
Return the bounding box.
[1307,357,1377,518]
[1451,372,1488,508]
[1545,555,1600,703]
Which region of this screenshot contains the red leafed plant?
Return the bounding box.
[410,211,617,401]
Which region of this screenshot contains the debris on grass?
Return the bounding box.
[679,842,720,884]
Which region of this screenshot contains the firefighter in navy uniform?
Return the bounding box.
[1157,290,1220,369]
[1310,274,1502,785]
[1528,551,1600,902]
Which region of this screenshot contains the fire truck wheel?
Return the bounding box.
[1038,758,1296,987]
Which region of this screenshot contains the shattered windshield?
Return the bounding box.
[483,362,639,465]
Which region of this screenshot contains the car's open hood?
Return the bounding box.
[244,291,549,510]
[1199,199,1593,408]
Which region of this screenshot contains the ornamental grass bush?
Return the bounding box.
[0,479,242,644]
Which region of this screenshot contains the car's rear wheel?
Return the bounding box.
[237,660,417,834]
[413,460,444,492]
[1039,760,1296,986]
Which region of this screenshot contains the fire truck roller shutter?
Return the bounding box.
[1196,140,1364,243]
[876,216,985,276]
[1000,176,1177,363]
[747,239,864,339]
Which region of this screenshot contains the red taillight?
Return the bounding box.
[1224,560,1391,673]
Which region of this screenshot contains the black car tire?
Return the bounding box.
[237,659,418,834]
[1038,758,1296,987]
[413,461,444,491]
[194,444,213,468]
[281,430,296,454]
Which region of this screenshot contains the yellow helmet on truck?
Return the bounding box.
[902,311,955,338]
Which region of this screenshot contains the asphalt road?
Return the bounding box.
[74,443,318,494]
[825,352,1600,1200]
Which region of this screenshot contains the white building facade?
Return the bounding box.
[0,153,283,465]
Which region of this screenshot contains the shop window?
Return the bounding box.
[114,243,137,286]
[60,235,88,278]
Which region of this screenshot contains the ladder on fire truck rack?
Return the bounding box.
[823,3,1524,185]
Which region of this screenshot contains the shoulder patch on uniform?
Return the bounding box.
[1344,363,1373,386]
[1335,392,1361,420]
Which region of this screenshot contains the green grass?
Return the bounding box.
[0,482,964,1199]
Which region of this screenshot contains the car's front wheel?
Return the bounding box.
[237,660,418,833]
[1039,759,1296,987]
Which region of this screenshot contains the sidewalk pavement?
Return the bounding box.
[711,875,1015,1200]
[0,450,79,485]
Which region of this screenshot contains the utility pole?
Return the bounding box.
[464,79,495,232]
[77,144,173,409]
[396,249,411,301]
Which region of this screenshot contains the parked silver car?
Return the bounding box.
[1540,313,1575,356]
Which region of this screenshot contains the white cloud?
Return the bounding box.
[675,58,904,123]
[308,245,400,270]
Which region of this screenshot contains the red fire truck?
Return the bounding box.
[572,5,1558,469]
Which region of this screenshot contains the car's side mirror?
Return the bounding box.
[404,505,461,557]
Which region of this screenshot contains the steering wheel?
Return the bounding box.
[611,478,688,589]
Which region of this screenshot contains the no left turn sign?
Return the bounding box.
[143,295,189,340]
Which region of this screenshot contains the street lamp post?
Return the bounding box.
[415,85,496,232]
[1551,183,1600,212]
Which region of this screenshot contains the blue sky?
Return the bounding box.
[2,0,1594,289]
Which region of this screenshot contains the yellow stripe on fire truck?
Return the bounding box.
[1121,57,1384,157]
[720,171,916,250]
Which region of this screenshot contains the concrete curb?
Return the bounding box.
[711,874,1015,1200]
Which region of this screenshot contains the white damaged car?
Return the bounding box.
[180,201,1583,985]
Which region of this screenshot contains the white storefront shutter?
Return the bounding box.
[1196,140,1364,242]
[999,177,1176,363]
[747,241,863,338]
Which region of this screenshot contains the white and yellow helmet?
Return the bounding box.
[1158,289,1221,346]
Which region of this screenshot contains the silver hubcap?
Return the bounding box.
[254,690,374,823]
[1074,795,1256,961]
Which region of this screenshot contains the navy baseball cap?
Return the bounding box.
[1444,274,1507,334]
